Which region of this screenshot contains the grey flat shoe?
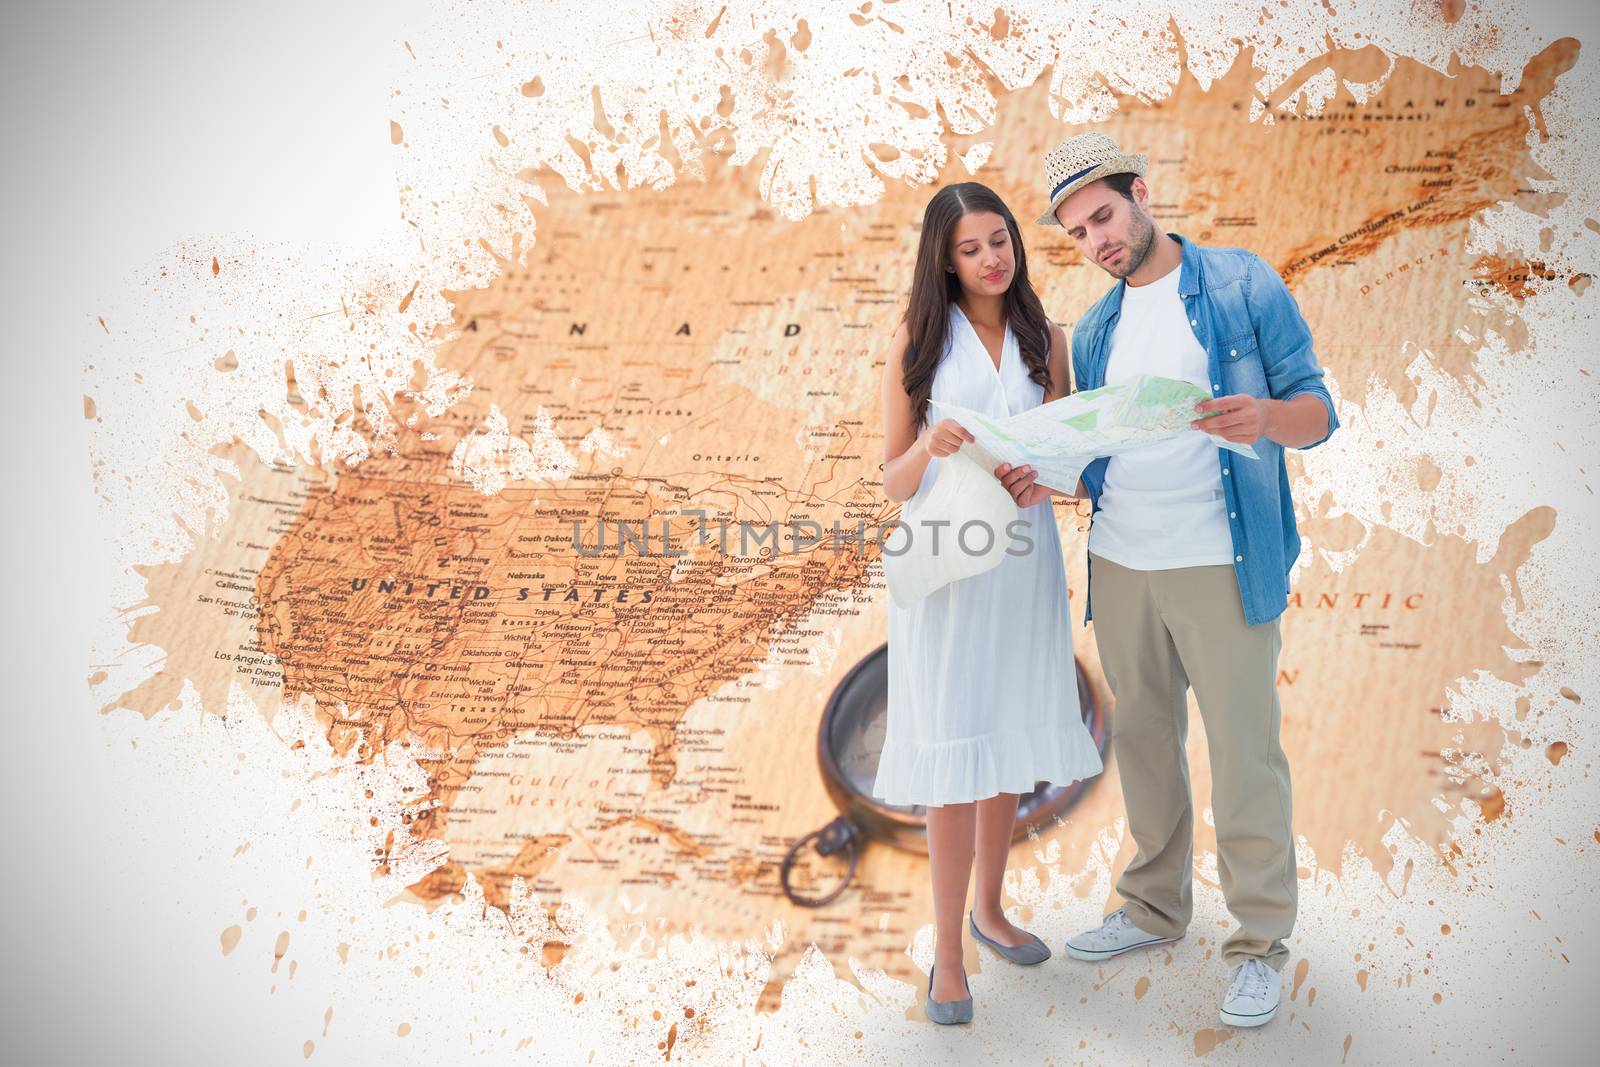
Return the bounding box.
[925,962,974,1025]
[969,910,1052,965]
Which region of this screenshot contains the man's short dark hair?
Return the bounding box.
[1101,171,1139,202]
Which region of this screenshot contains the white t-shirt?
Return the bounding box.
[1087,261,1235,570]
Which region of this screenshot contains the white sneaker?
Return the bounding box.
[1219,958,1281,1027]
[1064,906,1182,962]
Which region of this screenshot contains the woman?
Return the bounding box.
[872,182,1104,1025]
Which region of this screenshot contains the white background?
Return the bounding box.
[3,3,423,1062]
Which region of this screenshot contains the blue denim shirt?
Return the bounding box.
[1071,232,1339,627]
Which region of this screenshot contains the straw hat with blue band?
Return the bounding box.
[1033,132,1149,227]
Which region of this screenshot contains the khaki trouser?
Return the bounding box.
[1088,552,1297,972]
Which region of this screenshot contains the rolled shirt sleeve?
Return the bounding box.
[1247,253,1339,449]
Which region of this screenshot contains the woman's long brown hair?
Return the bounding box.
[900,182,1056,433]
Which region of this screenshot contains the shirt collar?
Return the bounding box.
[1171,231,1199,296]
[1105,231,1196,320]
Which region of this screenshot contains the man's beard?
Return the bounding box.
[1107,211,1156,278]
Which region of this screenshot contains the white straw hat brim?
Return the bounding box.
[1034,153,1148,227]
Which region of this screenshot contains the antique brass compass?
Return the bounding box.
[780,642,1108,906]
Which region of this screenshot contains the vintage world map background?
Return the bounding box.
[60,0,1600,1063]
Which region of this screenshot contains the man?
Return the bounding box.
[994,131,1338,1028]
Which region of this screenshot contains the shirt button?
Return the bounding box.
[1212,383,1220,391]
[1190,319,1198,326]
[1230,348,1237,356]
[1229,511,1236,518]
[1235,554,1243,562]
[1222,468,1230,475]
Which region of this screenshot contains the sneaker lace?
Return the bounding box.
[1233,959,1271,1000]
[1104,908,1132,935]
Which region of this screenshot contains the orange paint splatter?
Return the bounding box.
[272,930,290,973]
[220,925,241,956]
[1475,786,1506,822]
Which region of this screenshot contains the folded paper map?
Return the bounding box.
[883,375,1260,608]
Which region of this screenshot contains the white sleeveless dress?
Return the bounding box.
[870,301,1104,807]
